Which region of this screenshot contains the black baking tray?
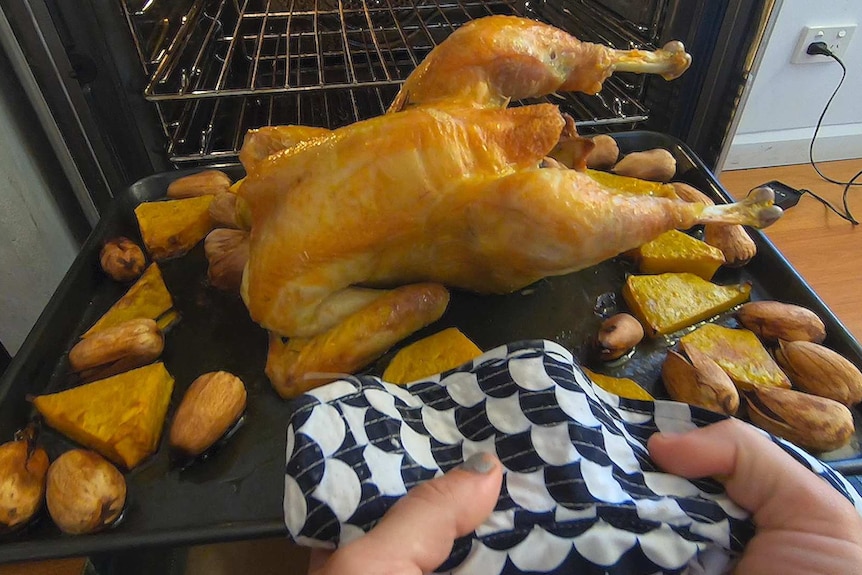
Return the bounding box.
[2,131,861,563]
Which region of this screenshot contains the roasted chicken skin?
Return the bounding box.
[241,104,565,335]
[239,125,331,174]
[235,16,779,397]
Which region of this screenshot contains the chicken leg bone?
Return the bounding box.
[698,186,783,228]
[607,41,691,80]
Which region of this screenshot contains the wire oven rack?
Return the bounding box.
[122,0,654,163]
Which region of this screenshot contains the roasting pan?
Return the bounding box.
[1,131,861,563]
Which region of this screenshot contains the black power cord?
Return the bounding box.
[801,41,860,225]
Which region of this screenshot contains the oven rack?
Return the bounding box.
[163,83,648,163]
[142,0,654,100]
[121,0,655,162]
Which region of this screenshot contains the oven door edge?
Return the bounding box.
[1,0,167,223]
[0,3,102,226]
[713,0,783,176]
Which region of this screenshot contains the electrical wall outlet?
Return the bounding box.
[792,24,856,64]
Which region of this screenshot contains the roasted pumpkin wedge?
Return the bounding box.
[680,323,791,390]
[582,368,654,401]
[33,362,175,469]
[135,195,215,260]
[632,230,726,280]
[585,169,679,198]
[83,263,174,337]
[623,273,751,337]
[383,328,483,384]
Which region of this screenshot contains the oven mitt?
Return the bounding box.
[283,340,862,574]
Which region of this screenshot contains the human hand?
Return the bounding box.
[308,452,503,575]
[649,418,862,575]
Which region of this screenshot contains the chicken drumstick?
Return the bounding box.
[389,15,691,111]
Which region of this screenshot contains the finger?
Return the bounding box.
[648,418,862,541]
[315,452,503,575]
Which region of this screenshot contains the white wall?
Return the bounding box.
[724,0,861,170]
[0,52,79,355]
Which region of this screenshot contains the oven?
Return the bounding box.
[0,0,780,571]
[2,0,775,229]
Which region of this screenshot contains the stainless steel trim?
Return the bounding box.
[144,0,207,96]
[0,5,100,226]
[713,0,781,175]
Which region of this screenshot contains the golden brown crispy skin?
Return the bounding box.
[239,125,332,174]
[266,283,449,398]
[239,104,565,337]
[389,16,614,111]
[388,15,690,112]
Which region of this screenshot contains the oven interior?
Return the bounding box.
[120,0,670,164]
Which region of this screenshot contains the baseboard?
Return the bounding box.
[722,124,862,171]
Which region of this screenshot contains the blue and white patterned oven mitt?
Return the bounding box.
[283,340,862,574]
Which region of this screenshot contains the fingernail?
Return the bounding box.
[460,452,496,474]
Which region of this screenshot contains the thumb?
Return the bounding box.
[315,452,503,574]
[647,418,862,540]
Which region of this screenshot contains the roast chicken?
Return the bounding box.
[229,16,781,398]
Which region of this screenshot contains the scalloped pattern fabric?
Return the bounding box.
[283,340,862,574]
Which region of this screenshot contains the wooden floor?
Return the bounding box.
[4,160,860,575]
[0,558,85,575]
[720,158,862,341]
